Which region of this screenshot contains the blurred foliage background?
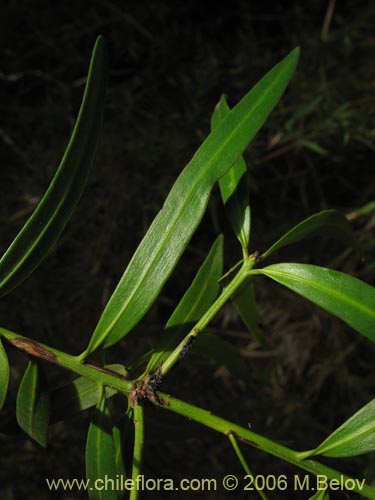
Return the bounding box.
[0,0,374,498]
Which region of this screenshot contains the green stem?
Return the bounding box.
[161,255,256,376]
[130,404,144,500]
[0,327,133,394]
[228,432,269,500]
[155,392,375,499]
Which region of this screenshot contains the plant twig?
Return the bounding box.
[154,392,375,499]
[0,327,133,394]
[228,432,269,500]
[130,403,144,500]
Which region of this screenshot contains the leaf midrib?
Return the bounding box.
[100,60,293,347]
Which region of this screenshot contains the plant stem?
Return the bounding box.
[130,403,144,500]
[161,255,256,376]
[0,326,133,394]
[155,392,375,499]
[228,432,269,500]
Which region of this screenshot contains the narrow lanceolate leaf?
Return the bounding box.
[211,95,251,249]
[146,235,223,373]
[232,278,265,345]
[308,489,329,500]
[85,47,300,354]
[51,364,127,422]
[16,360,50,447]
[261,210,356,260]
[254,263,375,342]
[308,399,375,458]
[0,36,107,297]
[86,388,118,500]
[0,339,10,410]
[192,332,248,379]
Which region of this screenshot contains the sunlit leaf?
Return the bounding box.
[86,388,118,500]
[0,339,10,410]
[308,489,329,500]
[211,95,251,249]
[84,47,300,354]
[253,263,375,342]
[16,360,50,447]
[145,235,223,373]
[0,36,107,296]
[308,399,375,458]
[261,210,356,261]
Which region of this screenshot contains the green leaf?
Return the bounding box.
[308,399,375,458]
[254,263,375,342]
[145,235,223,373]
[86,388,118,500]
[192,332,248,379]
[51,364,127,422]
[211,95,251,249]
[84,47,300,354]
[0,339,10,410]
[16,360,50,447]
[232,278,265,345]
[0,36,107,297]
[308,489,329,500]
[261,210,356,260]
[299,139,328,156]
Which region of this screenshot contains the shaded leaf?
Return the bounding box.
[254,263,375,342]
[86,388,118,500]
[145,235,223,373]
[0,36,107,296]
[232,278,265,345]
[85,47,299,354]
[51,364,127,422]
[192,332,248,379]
[0,339,10,410]
[16,360,50,447]
[261,210,356,261]
[309,399,375,458]
[112,412,133,479]
[299,139,328,156]
[211,95,251,249]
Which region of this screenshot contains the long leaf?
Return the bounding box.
[253,263,375,342]
[86,388,118,500]
[51,364,127,422]
[308,490,329,500]
[192,332,248,379]
[232,278,265,345]
[0,36,107,296]
[84,47,300,354]
[211,95,251,249]
[0,339,9,410]
[145,235,223,373]
[308,399,375,458]
[261,210,356,260]
[16,360,50,447]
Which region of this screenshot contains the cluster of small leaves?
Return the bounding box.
[0,36,375,500]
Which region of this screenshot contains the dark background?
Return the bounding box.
[0,1,374,498]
